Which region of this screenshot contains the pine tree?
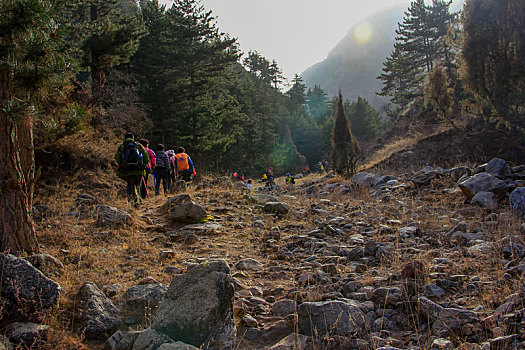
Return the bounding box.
[306,85,330,120]
[347,97,384,142]
[461,0,525,136]
[331,92,361,176]
[0,0,71,253]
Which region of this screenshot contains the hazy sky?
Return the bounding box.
[158,0,435,80]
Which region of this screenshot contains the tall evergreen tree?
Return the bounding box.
[347,97,384,142]
[0,0,72,253]
[76,0,145,102]
[461,0,525,136]
[379,0,454,110]
[331,92,361,176]
[306,85,330,120]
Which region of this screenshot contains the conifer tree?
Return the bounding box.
[461,0,525,136]
[331,92,361,176]
[0,0,70,253]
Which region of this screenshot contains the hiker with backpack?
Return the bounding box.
[166,150,177,186]
[175,147,195,182]
[115,133,150,206]
[154,144,170,196]
[138,139,156,199]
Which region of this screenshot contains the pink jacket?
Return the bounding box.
[145,147,156,169]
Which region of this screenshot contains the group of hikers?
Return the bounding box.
[114,132,195,206]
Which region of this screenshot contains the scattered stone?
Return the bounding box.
[432,308,481,338]
[162,194,207,222]
[24,253,64,277]
[431,338,454,350]
[485,158,512,179]
[158,342,199,350]
[371,287,405,307]
[509,187,525,217]
[458,173,507,200]
[242,314,258,327]
[352,173,379,187]
[245,193,278,205]
[102,284,123,298]
[297,300,365,336]
[95,205,132,226]
[0,253,61,319]
[269,333,308,350]
[152,260,236,348]
[272,299,296,316]
[105,330,141,350]
[263,202,290,215]
[132,328,175,350]
[411,172,436,187]
[125,283,168,308]
[471,191,498,210]
[77,282,122,339]
[236,258,263,271]
[401,260,427,279]
[7,322,49,348]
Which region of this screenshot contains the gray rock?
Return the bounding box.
[373,175,397,188]
[7,322,49,347]
[466,242,495,257]
[181,222,222,234]
[269,333,308,350]
[371,287,405,307]
[158,343,199,350]
[432,308,481,338]
[471,191,498,210]
[170,204,207,222]
[272,299,296,316]
[77,282,122,339]
[431,338,454,350]
[95,205,132,226]
[75,193,97,208]
[161,195,207,222]
[352,173,379,187]
[449,166,472,181]
[235,258,263,271]
[152,260,236,348]
[411,172,436,187]
[105,330,141,350]
[24,253,64,277]
[0,253,61,319]
[416,295,443,321]
[244,193,278,205]
[125,283,168,308]
[486,158,513,179]
[458,173,507,200]
[297,300,365,336]
[424,284,446,299]
[509,187,525,217]
[132,328,175,350]
[263,202,290,215]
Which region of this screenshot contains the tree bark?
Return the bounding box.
[0,111,39,254]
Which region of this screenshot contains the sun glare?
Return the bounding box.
[353,21,374,45]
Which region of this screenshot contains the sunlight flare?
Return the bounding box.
[353,21,374,44]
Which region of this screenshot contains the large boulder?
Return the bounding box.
[132,328,175,350]
[151,260,236,348]
[24,253,64,277]
[244,193,278,205]
[95,205,132,226]
[263,202,290,215]
[352,173,379,187]
[297,301,365,337]
[6,322,49,348]
[77,282,122,339]
[471,191,498,210]
[432,308,481,338]
[161,194,207,222]
[125,283,168,309]
[486,158,513,179]
[0,253,61,320]
[458,173,507,200]
[510,187,525,217]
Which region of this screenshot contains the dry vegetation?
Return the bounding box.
[27,159,524,349]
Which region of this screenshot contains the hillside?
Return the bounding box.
[301,5,405,109]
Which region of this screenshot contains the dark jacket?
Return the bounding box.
[155,150,170,169]
[114,139,150,178]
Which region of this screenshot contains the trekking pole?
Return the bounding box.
[142,176,151,200]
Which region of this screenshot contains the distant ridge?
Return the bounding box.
[301,5,405,109]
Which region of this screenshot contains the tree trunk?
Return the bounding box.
[0,111,39,254]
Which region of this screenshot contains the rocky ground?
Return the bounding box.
[1,158,525,350]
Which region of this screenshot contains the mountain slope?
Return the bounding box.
[302,5,405,108]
